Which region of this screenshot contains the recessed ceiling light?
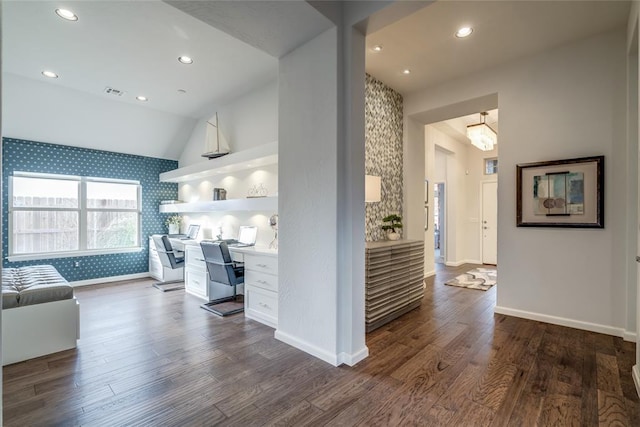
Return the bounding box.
[55,8,78,21]
[136,96,148,102]
[372,45,383,52]
[402,69,411,75]
[41,70,58,78]
[178,56,193,65]
[455,27,473,38]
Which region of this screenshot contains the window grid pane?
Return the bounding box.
[12,211,79,254]
[87,212,139,249]
[12,176,78,208]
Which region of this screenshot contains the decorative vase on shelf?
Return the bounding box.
[387,232,400,241]
[168,224,179,235]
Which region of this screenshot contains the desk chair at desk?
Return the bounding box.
[200,241,244,316]
[151,235,185,292]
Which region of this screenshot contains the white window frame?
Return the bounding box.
[8,172,143,262]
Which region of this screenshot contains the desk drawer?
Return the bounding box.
[245,254,278,275]
[245,285,277,327]
[245,270,278,292]
[185,246,206,272]
[185,270,207,299]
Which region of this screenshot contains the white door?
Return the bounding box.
[482,181,498,265]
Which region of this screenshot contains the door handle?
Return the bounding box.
[483,227,488,230]
[636,256,640,263]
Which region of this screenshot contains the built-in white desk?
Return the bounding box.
[168,238,278,328]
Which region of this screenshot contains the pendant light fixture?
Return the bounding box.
[467,112,497,151]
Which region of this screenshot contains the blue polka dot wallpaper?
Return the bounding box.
[2,137,178,282]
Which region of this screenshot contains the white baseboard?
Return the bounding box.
[444,259,482,267]
[494,306,628,339]
[337,346,369,366]
[624,331,638,342]
[70,272,150,287]
[424,270,436,278]
[275,329,342,366]
[633,365,640,398]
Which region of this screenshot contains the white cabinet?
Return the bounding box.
[148,236,183,282]
[243,252,278,328]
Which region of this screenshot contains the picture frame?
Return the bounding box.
[516,155,604,228]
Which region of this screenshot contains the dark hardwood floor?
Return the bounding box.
[3,263,639,426]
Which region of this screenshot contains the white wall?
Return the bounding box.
[3,73,196,160]
[178,80,278,167]
[406,29,630,338]
[276,28,341,364]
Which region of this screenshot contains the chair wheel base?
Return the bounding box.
[153,281,184,292]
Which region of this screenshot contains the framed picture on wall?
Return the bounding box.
[516,155,604,228]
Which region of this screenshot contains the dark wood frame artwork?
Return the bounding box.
[516,155,604,228]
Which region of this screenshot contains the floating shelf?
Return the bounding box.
[160,141,278,183]
[159,196,278,213]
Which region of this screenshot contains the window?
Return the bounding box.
[9,172,141,260]
[485,158,498,175]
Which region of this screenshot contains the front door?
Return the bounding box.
[482,181,498,265]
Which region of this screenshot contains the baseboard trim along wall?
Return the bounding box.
[424,270,436,278]
[275,329,344,367]
[495,306,636,342]
[633,365,640,399]
[624,331,638,342]
[337,347,369,367]
[70,272,151,287]
[445,259,482,267]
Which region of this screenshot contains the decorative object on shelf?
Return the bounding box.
[202,112,231,159]
[516,155,604,228]
[365,175,381,203]
[247,183,268,198]
[381,214,402,240]
[165,214,182,234]
[213,188,227,200]
[269,214,278,250]
[467,112,497,151]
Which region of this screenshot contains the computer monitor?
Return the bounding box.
[185,224,200,239]
[237,226,257,246]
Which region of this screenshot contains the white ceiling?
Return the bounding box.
[3,0,279,119]
[366,0,631,95]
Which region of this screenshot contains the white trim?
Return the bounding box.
[495,306,627,338]
[274,329,340,366]
[70,272,150,287]
[624,331,637,342]
[8,247,143,262]
[633,365,640,398]
[424,269,436,278]
[445,259,482,267]
[337,346,369,366]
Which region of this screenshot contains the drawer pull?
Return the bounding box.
[194,258,205,262]
[256,263,268,268]
[258,302,271,309]
[257,280,269,284]
[193,280,200,285]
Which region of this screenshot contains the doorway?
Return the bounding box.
[434,182,445,264]
[481,181,497,265]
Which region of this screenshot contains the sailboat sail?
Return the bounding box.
[202,113,230,159]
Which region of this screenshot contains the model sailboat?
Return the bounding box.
[201,113,230,159]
